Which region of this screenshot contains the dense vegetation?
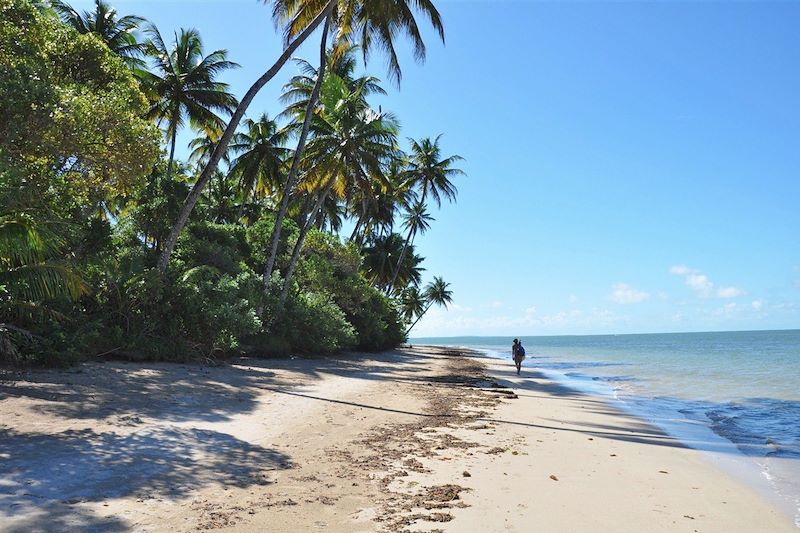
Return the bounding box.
[0,0,462,364]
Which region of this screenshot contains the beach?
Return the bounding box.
[0,346,794,532]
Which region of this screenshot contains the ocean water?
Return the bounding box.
[412,329,800,526]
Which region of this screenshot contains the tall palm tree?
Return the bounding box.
[405,276,452,335]
[275,71,399,307]
[141,26,239,182]
[400,286,425,324]
[361,233,423,292]
[405,135,464,207]
[385,135,463,292]
[385,200,433,293]
[227,114,291,208]
[51,0,147,70]
[157,0,447,274]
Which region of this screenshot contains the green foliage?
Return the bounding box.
[269,291,356,355]
[0,0,454,365]
[0,0,160,200]
[295,231,405,351]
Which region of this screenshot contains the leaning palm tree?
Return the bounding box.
[274,72,399,308]
[141,26,239,182]
[386,200,433,294]
[156,0,447,274]
[227,114,291,208]
[405,276,452,336]
[51,0,147,70]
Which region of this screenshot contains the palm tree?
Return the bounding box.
[188,131,231,169]
[227,114,291,209]
[385,135,463,292]
[157,0,448,274]
[51,0,147,70]
[275,70,399,308]
[0,210,87,360]
[405,276,452,336]
[141,26,239,182]
[200,170,240,224]
[400,286,425,324]
[385,200,433,294]
[405,135,464,207]
[361,233,423,292]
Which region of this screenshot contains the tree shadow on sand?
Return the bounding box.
[0,426,291,532]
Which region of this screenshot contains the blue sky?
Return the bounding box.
[74,0,800,336]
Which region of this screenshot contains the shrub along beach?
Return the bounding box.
[1,0,797,532]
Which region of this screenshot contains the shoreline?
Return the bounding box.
[1,346,795,531]
[425,340,800,527]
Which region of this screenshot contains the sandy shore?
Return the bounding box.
[0,346,794,532]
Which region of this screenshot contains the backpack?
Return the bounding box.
[517,345,525,357]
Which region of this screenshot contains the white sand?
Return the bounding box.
[0,346,794,532]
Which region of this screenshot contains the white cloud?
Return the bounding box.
[751,299,764,310]
[568,294,579,304]
[669,265,745,299]
[610,283,650,304]
[717,286,745,298]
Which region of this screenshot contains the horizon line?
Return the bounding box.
[410,327,800,340]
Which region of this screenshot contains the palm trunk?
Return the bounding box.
[386,190,426,294]
[385,228,414,295]
[261,12,332,291]
[405,301,433,336]
[155,0,335,275]
[165,126,178,182]
[349,218,364,242]
[277,180,335,309]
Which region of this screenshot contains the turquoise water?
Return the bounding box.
[412,329,800,525]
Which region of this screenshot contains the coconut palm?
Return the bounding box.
[227,114,291,208]
[385,200,433,294]
[157,0,448,274]
[399,286,425,323]
[0,210,87,360]
[275,72,399,307]
[405,135,464,208]
[405,276,452,335]
[280,44,386,121]
[188,132,232,169]
[51,0,147,70]
[141,26,239,182]
[361,233,423,292]
[200,170,240,224]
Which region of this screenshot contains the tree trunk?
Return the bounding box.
[385,228,414,295]
[155,0,335,275]
[386,190,427,294]
[261,13,332,292]
[165,125,177,182]
[405,301,433,336]
[277,180,335,309]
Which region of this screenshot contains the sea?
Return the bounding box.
[411,329,800,526]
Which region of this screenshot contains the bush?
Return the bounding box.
[266,292,356,355]
[295,231,405,351]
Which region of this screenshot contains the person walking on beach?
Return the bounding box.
[512,338,526,375]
